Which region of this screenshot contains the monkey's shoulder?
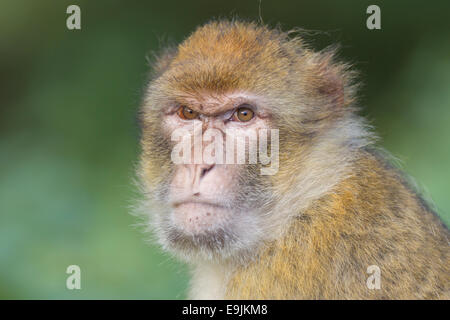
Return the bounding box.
[277,150,450,298]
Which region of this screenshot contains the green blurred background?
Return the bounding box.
[0,0,449,299]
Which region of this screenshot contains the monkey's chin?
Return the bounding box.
[171,202,233,235]
[163,202,246,261]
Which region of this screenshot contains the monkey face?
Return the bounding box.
[139,91,276,261]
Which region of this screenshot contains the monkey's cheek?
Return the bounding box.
[171,203,232,235]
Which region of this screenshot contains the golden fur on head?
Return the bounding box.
[136,19,450,299]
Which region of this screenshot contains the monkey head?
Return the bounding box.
[137,20,360,263]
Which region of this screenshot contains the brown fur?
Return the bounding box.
[138,20,450,300]
[226,150,449,299]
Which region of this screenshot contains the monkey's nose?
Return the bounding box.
[186,163,215,185]
[191,164,215,196]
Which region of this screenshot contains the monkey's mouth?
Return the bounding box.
[172,200,226,209]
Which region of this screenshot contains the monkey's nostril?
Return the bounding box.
[199,165,214,179]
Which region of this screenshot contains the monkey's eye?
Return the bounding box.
[232,105,255,122]
[177,106,199,120]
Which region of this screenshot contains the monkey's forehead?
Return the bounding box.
[161,20,305,95]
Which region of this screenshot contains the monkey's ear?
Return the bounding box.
[147,45,178,79]
[314,50,348,109]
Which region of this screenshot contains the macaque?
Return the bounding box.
[136,20,449,299]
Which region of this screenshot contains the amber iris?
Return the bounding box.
[233,105,254,122]
[178,106,199,120]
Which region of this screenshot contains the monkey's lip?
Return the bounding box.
[171,199,227,209]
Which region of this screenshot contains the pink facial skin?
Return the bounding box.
[163,92,271,236]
